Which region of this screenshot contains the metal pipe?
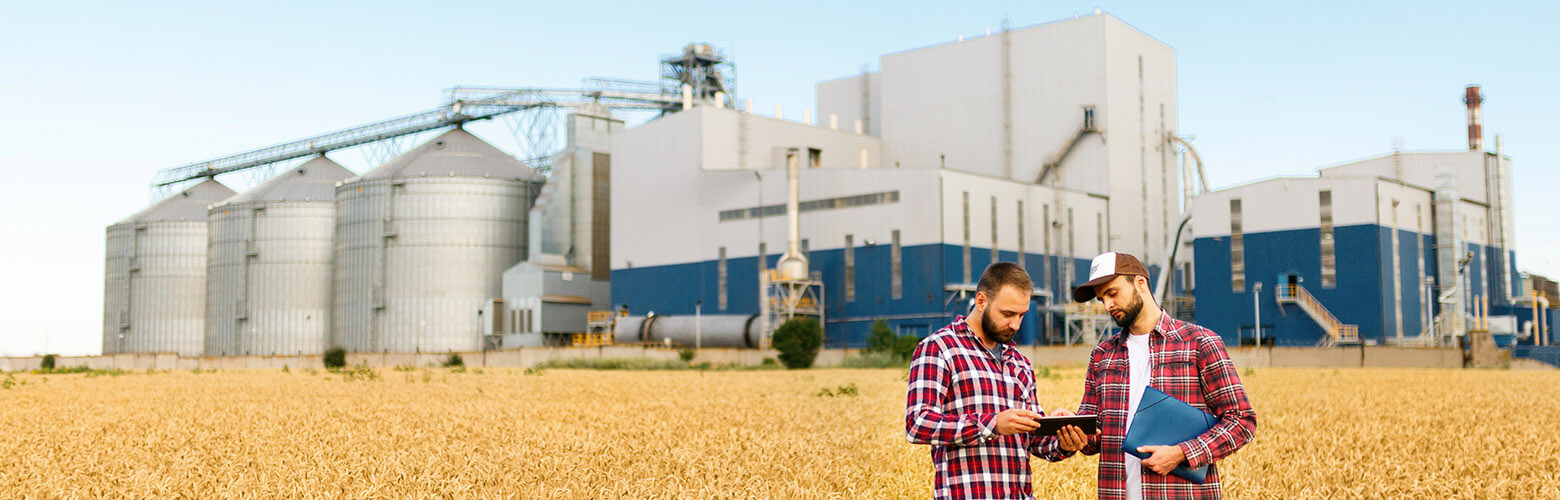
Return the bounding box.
[776,149,808,280]
[1166,134,1211,194]
[1465,85,1483,151]
[1254,282,1262,347]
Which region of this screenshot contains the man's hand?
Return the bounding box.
[1136,445,1186,475]
[1049,408,1095,452]
[992,408,1042,436]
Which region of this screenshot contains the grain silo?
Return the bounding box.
[103,179,236,355]
[205,156,354,356]
[333,128,543,353]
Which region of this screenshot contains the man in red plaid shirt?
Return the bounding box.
[1072,252,1257,499]
[906,262,1091,499]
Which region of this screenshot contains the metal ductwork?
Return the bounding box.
[612,314,762,348]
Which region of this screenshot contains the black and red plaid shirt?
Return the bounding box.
[1077,313,1257,500]
[906,315,1074,499]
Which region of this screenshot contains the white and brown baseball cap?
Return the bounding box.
[1072,252,1149,302]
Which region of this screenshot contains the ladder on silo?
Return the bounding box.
[1276,284,1360,346]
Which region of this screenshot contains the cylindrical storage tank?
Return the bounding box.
[615,315,761,348]
[334,128,543,353]
[206,157,354,356]
[103,179,236,356]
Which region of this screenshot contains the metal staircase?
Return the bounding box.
[1276,284,1360,346]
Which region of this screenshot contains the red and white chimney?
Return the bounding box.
[1465,85,1483,151]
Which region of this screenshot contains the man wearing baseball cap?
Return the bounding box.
[1070,252,1256,500]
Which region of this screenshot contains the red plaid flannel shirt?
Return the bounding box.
[906,316,1074,499]
[1077,313,1256,500]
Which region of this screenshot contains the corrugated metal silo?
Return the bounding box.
[206,156,354,356]
[333,128,543,353]
[103,179,236,355]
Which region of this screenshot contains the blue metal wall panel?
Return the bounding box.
[612,244,1090,348]
[1193,225,1393,346]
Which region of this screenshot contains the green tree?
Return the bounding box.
[772,318,823,369]
[866,320,921,361]
[40,354,56,371]
[323,347,347,369]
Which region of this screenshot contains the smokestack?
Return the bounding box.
[1465,85,1483,151]
[775,149,809,281]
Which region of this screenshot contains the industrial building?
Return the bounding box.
[99,11,1556,358]
[1192,86,1554,349]
[610,13,1189,347]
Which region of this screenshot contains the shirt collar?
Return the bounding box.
[1107,311,1182,346]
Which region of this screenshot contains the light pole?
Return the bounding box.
[695,299,702,350]
[1253,282,1263,347]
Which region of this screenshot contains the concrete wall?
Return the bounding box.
[6,345,1492,372]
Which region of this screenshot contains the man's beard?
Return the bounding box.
[981,310,1016,344]
[1112,287,1145,329]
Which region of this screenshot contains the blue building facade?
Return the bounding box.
[614,245,1104,348]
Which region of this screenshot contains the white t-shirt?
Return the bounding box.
[1122,332,1152,500]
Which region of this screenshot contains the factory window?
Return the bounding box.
[962,191,972,283]
[891,229,902,299]
[1083,106,1095,129]
[718,190,900,222]
[1230,198,1245,292]
[510,310,518,334]
[1017,201,1026,269]
[808,148,822,169]
[718,246,728,311]
[1184,261,1194,291]
[1319,190,1336,288]
[801,238,809,255]
[844,234,856,302]
[990,196,999,258]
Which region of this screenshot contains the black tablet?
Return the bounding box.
[1035,415,1098,435]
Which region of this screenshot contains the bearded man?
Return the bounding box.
[905,262,1090,499]
[1071,252,1256,500]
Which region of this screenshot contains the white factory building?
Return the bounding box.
[609,13,1190,346]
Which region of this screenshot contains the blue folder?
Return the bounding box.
[1120,386,1218,484]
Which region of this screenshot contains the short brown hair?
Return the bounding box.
[977,262,1033,299]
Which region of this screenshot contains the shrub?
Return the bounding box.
[443,352,465,368]
[772,318,823,369]
[678,348,696,363]
[40,354,56,371]
[341,363,380,382]
[323,347,347,369]
[865,320,920,361]
[841,351,910,368]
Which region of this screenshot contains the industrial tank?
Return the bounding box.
[612,314,762,348]
[103,179,236,355]
[205,156,353,356]
[333,128,543,353]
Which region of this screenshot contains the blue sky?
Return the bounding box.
[1,1,1555,355]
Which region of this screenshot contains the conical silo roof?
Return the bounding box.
[219,156,354,206]
[358,128,543,181]
[117,178,236,224]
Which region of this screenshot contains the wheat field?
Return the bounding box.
[1,366,1557,498]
